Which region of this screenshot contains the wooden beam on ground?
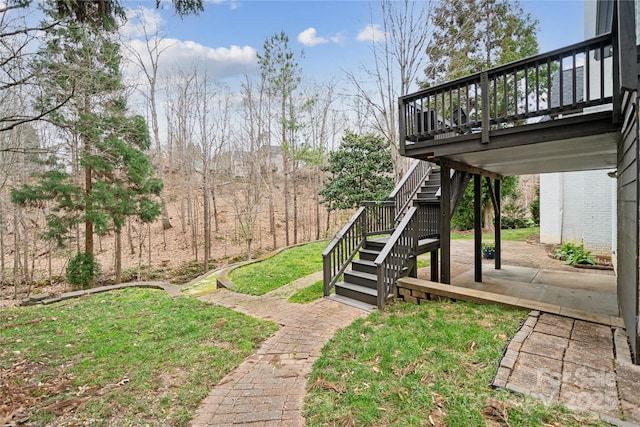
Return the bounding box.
[440,158,502,180]
[474,174,482,283]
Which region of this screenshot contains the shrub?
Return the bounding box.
[530,184,540,225]
[554,242,596,266]
[66,253,101,289]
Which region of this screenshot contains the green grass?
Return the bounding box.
[182,272,219,297]
[230,240,328,295]
[0,288,278,426]
[452,226,539,242]
[287,279,335,304]
[305,301,604,426]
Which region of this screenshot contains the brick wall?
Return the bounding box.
[540,170,615,256]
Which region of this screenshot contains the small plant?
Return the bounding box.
[554,242,596,266]
[482,241,496,259]
[66,253,101,289]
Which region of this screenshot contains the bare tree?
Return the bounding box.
[123,7,174,233]
[346,0,433,181]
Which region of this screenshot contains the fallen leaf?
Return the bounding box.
[306,375,346,394]
[482,398,510,426]
[212,319,228,329]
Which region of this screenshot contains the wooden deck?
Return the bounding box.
[397,277,623,328]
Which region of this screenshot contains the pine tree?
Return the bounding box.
[424,0,539,85]
[11,3,162,287]
[424,0,539,230]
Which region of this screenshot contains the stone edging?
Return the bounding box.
[216,240,328,291]
[18,281,183,306]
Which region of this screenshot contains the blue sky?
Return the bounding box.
[122,0,588,89]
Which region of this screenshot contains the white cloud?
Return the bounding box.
[124,38,258,82]
[121,7,165,40]
[330,33,346,44]
[356,24,386,43]
[297,27,328,47]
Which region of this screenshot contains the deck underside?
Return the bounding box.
[402,111,620,176]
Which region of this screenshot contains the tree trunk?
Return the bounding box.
[161,196,172,230]
[203,175,210,272]
[483,203,494,232]
[283,160,290,246]
[315,170,320,240]
[148,223,151,270]
[13,205,19,298]
[115,230,122,284]
[210,185,219,233]
[21,219,28,286]
[0,206,5,283]
[127,220,135,255]
[293,169,298,244]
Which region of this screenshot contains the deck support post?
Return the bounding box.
[485,177,502,270]
[494,179,501,270]
[430,250,439,282]
[474,174,482,282]
[440,164,451,284]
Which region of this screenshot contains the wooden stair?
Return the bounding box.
[334,167,442,307]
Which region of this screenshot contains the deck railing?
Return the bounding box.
[400,33,614,147]
[375,207,418,308]
[388,160,433,224]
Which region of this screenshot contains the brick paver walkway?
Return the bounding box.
[191,239,622,426]
[191,280,366,426]
[493,311,640,425]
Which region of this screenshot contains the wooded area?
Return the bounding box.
[0,0,539,301]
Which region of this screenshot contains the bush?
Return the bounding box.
[66,253,101,289]
[530,185,540,225]
[554,242,596,266]
[501,216,535,229]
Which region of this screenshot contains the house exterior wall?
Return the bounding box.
[540,171,615,256]
[617,88,639,364]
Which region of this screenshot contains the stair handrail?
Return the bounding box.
[361,200,395,235]
[322,206,367,296]
[389,160,432,224]
[374,206,418,308]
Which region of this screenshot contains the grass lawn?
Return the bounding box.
[452,226,539,242]
[0,288,278,426]
[305,301,603,426]
[230,240,328,295]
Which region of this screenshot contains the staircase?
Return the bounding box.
[323,160,450,309]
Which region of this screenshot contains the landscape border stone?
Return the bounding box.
[18,281,183,306]
[215,239,329,291]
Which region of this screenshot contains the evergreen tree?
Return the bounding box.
[424,0,539,85]
[424,0,539,230]
[319,131,394,211]
[11,3,162,287]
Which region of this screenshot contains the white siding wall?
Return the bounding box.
[540,170,615,256]
[540,173,563,244]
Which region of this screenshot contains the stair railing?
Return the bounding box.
[362,200,395,235]
[322,201,396,297]
[415,200,441,239]
[374,206,418,308]
[389,160,432,224]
